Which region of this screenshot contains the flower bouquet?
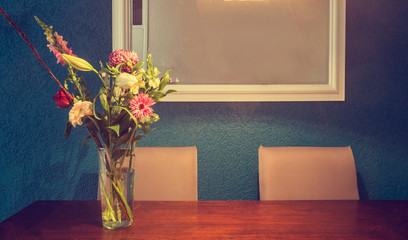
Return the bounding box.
[41,17,177,228]
[0,7,176,229]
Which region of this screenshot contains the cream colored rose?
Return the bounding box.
[115,73,138,89]
[115,73,145,94]
[69,100,93,127]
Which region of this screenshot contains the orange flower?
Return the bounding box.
[69,101,93,127]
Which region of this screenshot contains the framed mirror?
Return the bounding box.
[113,0,346,102]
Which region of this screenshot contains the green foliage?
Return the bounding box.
[132,62,144,72]
[158,71,171,91]
[98,91,109,115]
[75,55,176,150]
[108,124,120,136]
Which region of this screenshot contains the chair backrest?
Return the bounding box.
[258,146,359,200]
[132,146,197,201]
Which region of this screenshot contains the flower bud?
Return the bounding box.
[62,54,95,72]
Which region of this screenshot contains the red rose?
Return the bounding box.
[52,89,73,108]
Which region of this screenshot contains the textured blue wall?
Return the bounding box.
[0,0,112,222]
[1,0,407,222]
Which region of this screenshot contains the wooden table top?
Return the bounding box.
[1,200,407,239]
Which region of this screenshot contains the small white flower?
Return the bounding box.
[149,78,160,89]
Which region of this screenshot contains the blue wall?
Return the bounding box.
[1,0,407,222]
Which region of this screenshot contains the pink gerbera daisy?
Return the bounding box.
[129,93,155,120]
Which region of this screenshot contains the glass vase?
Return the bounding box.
[98,148,135,229]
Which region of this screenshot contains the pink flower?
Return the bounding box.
[47,32,76,66]
[109,49,139,73]
[129,93,155,120]
[69,100,93,127]
[54,32,75,56]
[52,89,73,108]
[48,45,65,65]
[161,76,172,83]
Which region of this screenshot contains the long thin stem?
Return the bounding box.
[0,7,73,101]
[68,66,85,99]
[93,69,107,89]
[99,174,117,222]
[111,180,133,219]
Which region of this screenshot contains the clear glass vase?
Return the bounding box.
[98,148,135,229]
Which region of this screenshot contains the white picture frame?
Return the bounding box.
[113,0,346,102]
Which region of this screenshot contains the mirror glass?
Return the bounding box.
[125,0,345,101]
[148,0,329,85]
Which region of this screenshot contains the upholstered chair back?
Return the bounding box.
[259,146,359,200]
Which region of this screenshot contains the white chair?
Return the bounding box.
[132,146,197,201]
[258,146,359,200]
[98,146,197,201]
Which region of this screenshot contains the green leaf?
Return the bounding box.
[99,126,110,147]
[64,78,69,90]
[113,106,138,126]
[108,124,120,136]
[165,89,177,95]
[104,64,119,76]
[115,62,127,72]
[92,95,102,120]
[99,92,109,114]
[150,113,159,122]
[112,148,129,162]
[158,70,172,91]
[113,131,132,150]
[80,77,87,91]
[147,54,153,70]
[163,69,173,77]
[139,124,151,134]
[92,87,110,120]
[64,121,72,139]
[110,109,127,125]
[132,62,144,72]
[139,114,159,124]
[150,91,166,102]
[118,115,136,135]
[84,116,101,132]
[158,76,169,91]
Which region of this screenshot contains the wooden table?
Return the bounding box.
[1,200,407,239]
